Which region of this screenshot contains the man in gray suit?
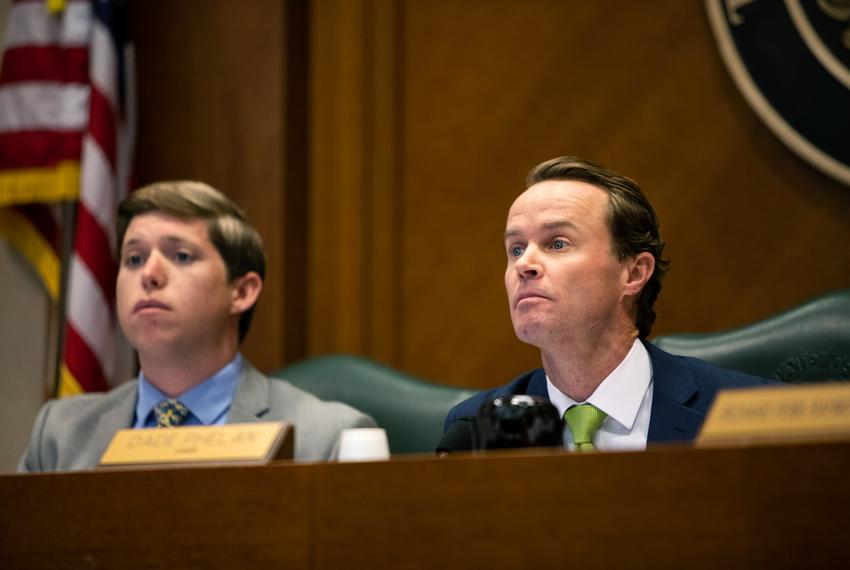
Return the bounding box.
[20,181,375,472]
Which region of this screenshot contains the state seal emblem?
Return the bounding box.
[706,0,850,185]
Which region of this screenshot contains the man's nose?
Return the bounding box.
[515,245,542,279]
[141,252,167,291]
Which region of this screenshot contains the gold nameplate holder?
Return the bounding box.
[697,382,850,447]
[98,422,294,469]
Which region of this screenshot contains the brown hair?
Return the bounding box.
[526,156,669,338]
[117,181,266,342]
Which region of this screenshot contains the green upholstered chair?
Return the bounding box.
[270,355,476,454]
[652,289,850,383]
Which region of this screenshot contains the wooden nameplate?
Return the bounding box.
[697,382,850,447]
[98,422,294,469]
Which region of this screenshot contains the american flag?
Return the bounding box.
[0,0,135,396]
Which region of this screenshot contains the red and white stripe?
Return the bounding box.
[0,0,134,396]
[0,0,89,196]
[61,0,135,395]
[0,1,85,395]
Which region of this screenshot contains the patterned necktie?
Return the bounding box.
[564,404,607,451]
[153,398,190,428]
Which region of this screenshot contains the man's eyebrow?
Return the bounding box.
[159,235,195,245]
[541,219,577,231]
[504,219,577,239]
[121,237,145,252]
[122,235,196,250]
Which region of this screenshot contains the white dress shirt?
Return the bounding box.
[546,339,653,451]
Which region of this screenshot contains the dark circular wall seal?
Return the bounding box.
[706,0,850,186]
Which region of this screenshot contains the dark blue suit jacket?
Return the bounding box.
[444,342,780,444]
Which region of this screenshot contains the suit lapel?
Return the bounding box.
[646,342,705,442]
[85,382,137,465]
[525,345,704,443]
[228,364,270,423]
[526,369,549,398]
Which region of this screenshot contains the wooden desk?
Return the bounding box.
[1,441,848,569]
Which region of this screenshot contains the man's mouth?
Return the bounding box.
[514,291,550,308]
[133,299,171,314]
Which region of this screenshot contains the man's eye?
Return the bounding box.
[124,254,143,267]
[174,251,193,263]
[510,245,524,257]
[552,239,567,250]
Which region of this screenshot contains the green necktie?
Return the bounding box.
[564,404,607,451]
[154,398,190,428]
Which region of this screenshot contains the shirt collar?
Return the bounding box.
[546,339,652,431]
[134,353,243,427]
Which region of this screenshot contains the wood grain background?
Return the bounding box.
[130,0,850,389]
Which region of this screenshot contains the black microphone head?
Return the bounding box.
[435,416,478,454]
[475,395,563,449]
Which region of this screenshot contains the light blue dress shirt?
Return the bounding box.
[133,353,243,428]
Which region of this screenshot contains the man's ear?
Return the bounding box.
[623,252,655,297]
[230,271,263,315]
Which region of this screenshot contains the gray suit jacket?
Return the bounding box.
[19,364,376,472]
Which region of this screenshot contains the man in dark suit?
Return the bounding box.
[441,157,775,452]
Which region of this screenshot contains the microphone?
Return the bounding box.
[436,395,563,454]
[435,416,478,454]
[476,395,563,449]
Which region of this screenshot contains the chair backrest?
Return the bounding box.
[270,354,476,454]
[652,289,850,383]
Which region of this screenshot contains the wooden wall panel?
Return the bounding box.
[309,0,402,363]
[130,0,850,389]
[130,0,290,373]
[309,0,850,388]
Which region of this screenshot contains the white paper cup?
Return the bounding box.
[337,428,391,462]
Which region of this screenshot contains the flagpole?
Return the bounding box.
[51,200,78,397]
